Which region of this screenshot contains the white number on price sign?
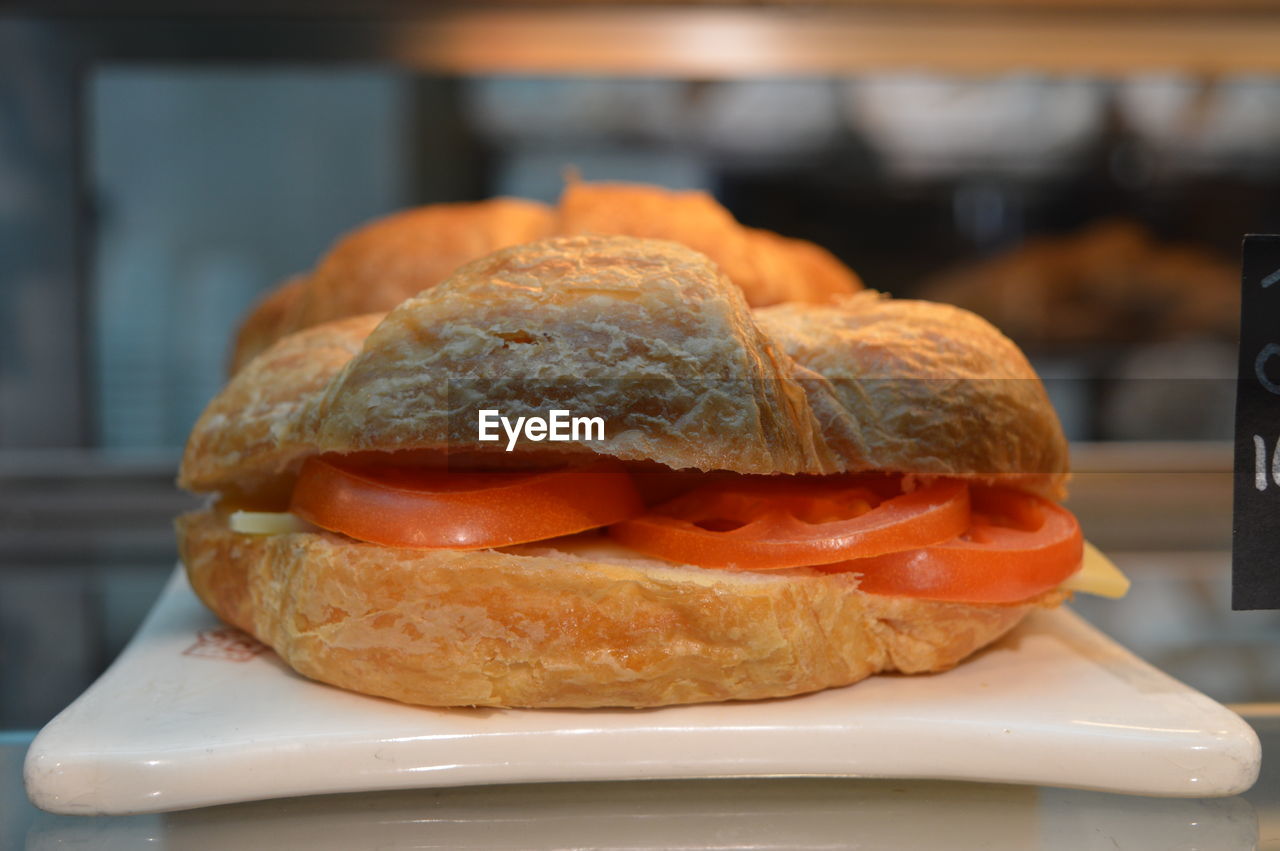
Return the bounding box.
[1232,235,1280,609]
[1252,434,1280,491]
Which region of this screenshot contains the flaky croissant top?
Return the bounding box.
[182,235,1068,499]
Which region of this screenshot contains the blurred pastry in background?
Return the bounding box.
[230,199,556,372]
[557,181,862,307]
[918,220,1238,348]
[230,181,863,373]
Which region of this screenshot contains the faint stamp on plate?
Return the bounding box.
[183,627,268,662]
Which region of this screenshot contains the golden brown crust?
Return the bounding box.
[743,227,864,306]
[755,292,1070,499]
[181,236,1069,495]
[180,313,386,496]
[294,199,556,328]
[295,234,834,476]
[556,181,860,307]
[178,508,1052,708]
[228,199,556,373]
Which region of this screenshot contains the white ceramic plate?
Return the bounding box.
[25,567,1261,815]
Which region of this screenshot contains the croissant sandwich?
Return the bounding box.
[178,234,1124,709]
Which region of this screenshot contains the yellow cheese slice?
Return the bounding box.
[229,510,311,535]
[1061,540,1130,598]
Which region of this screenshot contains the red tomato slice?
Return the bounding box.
[608,475,970,569]
[825,486,1083,603]
[290,455,644,550]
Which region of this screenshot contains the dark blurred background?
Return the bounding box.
[3,6,1280,729]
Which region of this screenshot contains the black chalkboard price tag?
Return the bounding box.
[1233,234,1280,610]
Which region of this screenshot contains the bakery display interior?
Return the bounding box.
[5,2,1280,833]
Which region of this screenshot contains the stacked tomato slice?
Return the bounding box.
[289,455,1082,604]
[607,476,969,569]
[291,455,643,549]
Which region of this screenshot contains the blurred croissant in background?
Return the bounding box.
[918,220,1238,349]
[230,180,862,373]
